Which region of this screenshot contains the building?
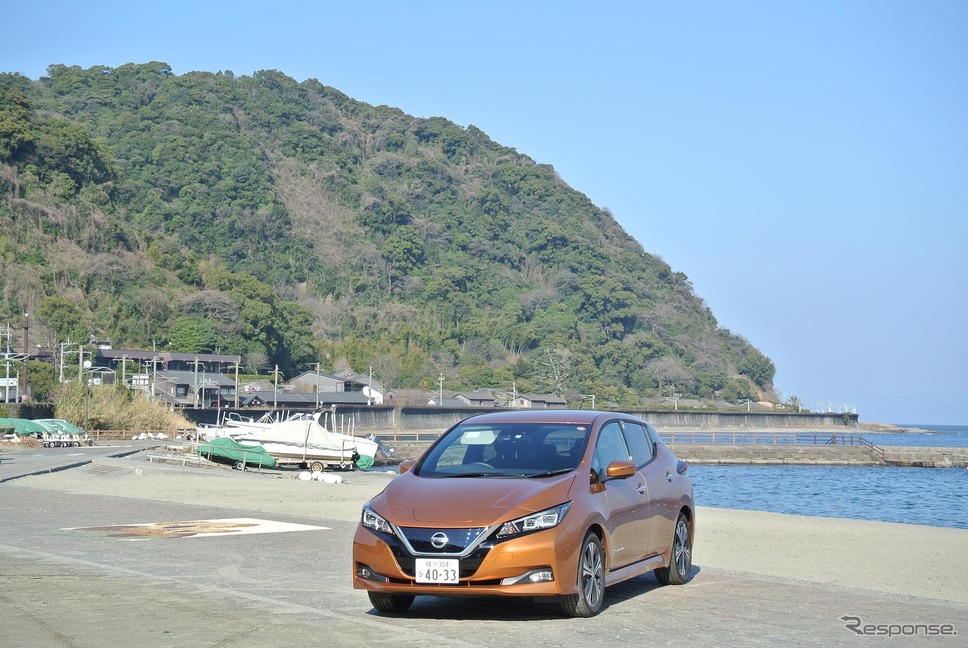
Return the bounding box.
[146,370,237,408]
[96,349,242,376]
[454,389,498,408]
[510,394,568,409]
[288,369,389,405]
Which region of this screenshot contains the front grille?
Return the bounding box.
[372,525,496,579]
[399,526,486,553]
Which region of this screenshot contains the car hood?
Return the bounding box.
[373,472,577,526]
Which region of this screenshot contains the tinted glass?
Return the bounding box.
[622,421,654,467]
[418,422,589,477]
[592,421,631,476]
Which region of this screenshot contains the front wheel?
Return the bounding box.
[367,591,414,613]
[655,512,693,585]
[559,531,605,617]
[309,460,325,473]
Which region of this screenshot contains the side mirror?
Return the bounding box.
[398,459,417,474]
[589,460,637,486]
[604,460,636,480]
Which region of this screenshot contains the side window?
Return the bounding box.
[622,421,654,467]
[645,424,662,446]
[592,421,631,476]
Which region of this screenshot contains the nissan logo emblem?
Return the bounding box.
[431,532,449,549]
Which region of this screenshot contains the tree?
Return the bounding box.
[24,359,54,402]
[244,350,269,374]
[646,357,693,392]
[541,347,570,396]
[35,297,89,344]
[738,351,775,387]
[381,226,424,294]
[168,316,219,354]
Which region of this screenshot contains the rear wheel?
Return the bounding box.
[367,591,415,613]
[309,460,324,473]
[655,512,693,585]
[559,531,605,617]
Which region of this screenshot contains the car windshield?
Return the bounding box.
[416,422,589,478]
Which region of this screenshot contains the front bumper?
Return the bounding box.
[352,524,580,597]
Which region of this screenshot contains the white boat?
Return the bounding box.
[232,416,359,471]
[201,409,392,469]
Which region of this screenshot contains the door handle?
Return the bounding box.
[664,471,673,482]
[635,483,648,494]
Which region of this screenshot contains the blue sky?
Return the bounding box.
[4,1,966,424]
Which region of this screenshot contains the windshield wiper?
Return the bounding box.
[523,468,572,478]
[440,471,521,478]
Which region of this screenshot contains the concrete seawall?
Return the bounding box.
[322,405,860,432]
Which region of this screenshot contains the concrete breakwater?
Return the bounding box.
[660,444,968,467]
[668,444,883,465]
[880,446,968,468]
[387,442,968,467]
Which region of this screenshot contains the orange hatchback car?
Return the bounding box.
[352,410,694,617]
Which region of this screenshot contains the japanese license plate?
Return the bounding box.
[415,558,459,584]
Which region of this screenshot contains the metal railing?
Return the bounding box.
[360,429,444,443]
[661,430,874,447]
[858,436,887,461]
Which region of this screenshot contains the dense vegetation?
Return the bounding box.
[0,63,775,407]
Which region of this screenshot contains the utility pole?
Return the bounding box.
[234,360,240,408]
[59,340,77,383]
[21,312,28,400]
[315,362,321,407]
[437,373,444,405]
[2,323,14,402]
[273,365,280,409]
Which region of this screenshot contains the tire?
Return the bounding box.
[367,591,415,613]
[655,512,693,585]
[309,461,324,473]
[559,531,605,617]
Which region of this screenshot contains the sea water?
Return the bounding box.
[862,423,968,448]
[689,424,968,530]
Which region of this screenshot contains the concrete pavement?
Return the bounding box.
[1,456,965,647]
[0,442,156,483]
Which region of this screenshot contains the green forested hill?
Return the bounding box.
[0,62,775,406]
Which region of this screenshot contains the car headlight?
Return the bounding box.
[361,505,395,536]
[496,502,572,539]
